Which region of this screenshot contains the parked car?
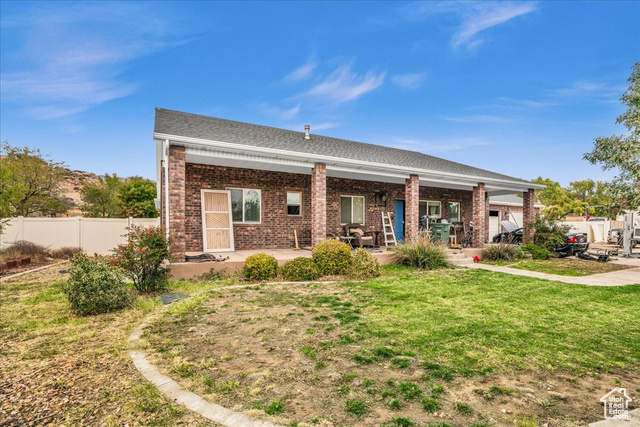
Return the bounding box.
[492,220,589,256]
[492,220,523,244]
[555,233,589,257]
[609,227,639,248]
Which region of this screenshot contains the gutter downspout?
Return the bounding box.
[163,139,170,242]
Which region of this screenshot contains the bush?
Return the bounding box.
[481,243,519,262]
[65,253,133,315]
[529,216,570,251]
[349,248,380,279]
[1,240,49,261]
[113,226,170,293]
[243,253,278,280]
[393,235,449,270]
[522,243,551,260]
[312,239,353,275]
[50,247,83,260]
[280,257,321,281]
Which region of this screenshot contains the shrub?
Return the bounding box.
[481,243,518,262]
[312,239,353,275]
[113,226,170,293]
[65,253,133,315]
[243,253,278,280]
[349,248,380,279]
[50,246,83,260]
[280,257,321,281]
[522,243,551,260]
[529,216,570,251]
[1,240,50,261]
[393,235,449,270]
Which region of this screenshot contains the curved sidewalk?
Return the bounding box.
[128,308,280,427]
[466,263,640,286]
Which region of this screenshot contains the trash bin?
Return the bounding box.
[430,223,450,244]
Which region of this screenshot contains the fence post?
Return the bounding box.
[78,216,83,250]
[17,216,24,241]
[128,217,133,230]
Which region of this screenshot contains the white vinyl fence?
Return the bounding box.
[0,216,161,255]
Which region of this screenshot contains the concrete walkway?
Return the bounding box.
[585,409,640,426]
[466,262,640,286]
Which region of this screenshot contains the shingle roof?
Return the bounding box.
[154,108,532,184]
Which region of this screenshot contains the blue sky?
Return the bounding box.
[1,1,638,186]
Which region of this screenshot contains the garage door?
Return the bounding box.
[489,211,501,241]
[506,211,523,228]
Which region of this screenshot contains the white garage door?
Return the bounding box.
[489,212,501,240]
[506,211,523,228]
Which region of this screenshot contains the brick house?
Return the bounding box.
[154,108,544,262]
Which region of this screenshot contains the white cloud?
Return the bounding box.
[550,80,625,98]
[391,72,426,89]
[452,3,537,48]
[0,3,190,120]
[389,136,489,154]
[400,1,537,49]
[284,62,317,83]
[305,63,386,103]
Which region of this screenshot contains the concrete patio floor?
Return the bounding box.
[170,248,397,279]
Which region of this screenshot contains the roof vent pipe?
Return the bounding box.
[304,124,310,140]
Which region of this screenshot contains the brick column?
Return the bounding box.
[311,163,327,247]
[405,174,420,242]
[485,193,490,244]
[168,145,186,262]
[523,189,535,244]
[472,183,486,248]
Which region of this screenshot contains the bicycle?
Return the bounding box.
[460,221,473,248]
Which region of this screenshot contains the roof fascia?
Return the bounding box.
[154,132,545,190]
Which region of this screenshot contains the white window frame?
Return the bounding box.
[227,187,262,224]
[340,195,365,225]
[287,191,302,216]
[448,202,460,223]
[427,201,442,219]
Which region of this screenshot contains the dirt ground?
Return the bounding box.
[144,282,640,427]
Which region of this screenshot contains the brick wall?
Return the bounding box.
[311,164,327,246]
[180,163,474,251]
[472,183,486,248]
[168,146,186,261]
[184,163,311,250]
[522,189,535,243]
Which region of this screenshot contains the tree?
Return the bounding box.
[118,176,158,218]
[584,62,640,213]
[80,174,123,217]
[0,141,69,217]
[566,179,613,217]
[531,177,585,221]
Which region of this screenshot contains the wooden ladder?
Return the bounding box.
[381,212,397,247]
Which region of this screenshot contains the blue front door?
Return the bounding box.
[394,200,405,242]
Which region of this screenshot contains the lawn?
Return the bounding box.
[140,267,640,427]
[508,257,635,276]
[0,265,227,427]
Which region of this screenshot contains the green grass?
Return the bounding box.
[351,269,640,374]
[509,258,634,276]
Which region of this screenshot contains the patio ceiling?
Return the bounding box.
[158,136,540,197]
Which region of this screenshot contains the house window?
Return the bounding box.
[229,188,261,223]
[427,201,441,219]
[340,196,365,224]
[449,202,460,223]
[287,191,302,216]
[419,201,427,218]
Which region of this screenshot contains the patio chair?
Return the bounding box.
[343,223,375,247]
